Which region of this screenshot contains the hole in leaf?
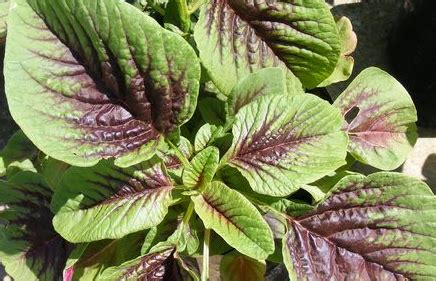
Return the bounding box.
[344,106,360,123]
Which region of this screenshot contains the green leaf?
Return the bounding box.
[140,209,182,255]
[0,0,9,43]
[183,146,220,189]
[333,67,417,170]
[151,222,200,256]
[148,207,201,256]
[223,94,348,196]
[192,181,274,259]
[220,252,266,281]
[226,67,301,118]
[198,97,227,126]
[100,248,183,281]
[64,232,144,281]
[158,136,194,178]
[318,16,357,87]
[300,184,325,203]
[0,130,37,177]
[52,157,174,242]
[5,0,200,167]
[39,157,70,191]
[194,124,223,152]
[282,172,436,280]
[218,166,314,217]
[194,0,341,94]
[63,244,88,281]
[0,172,70,281]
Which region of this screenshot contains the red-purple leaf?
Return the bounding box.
[52,158,174,242]
[194,0,341,94]
[333,67,417,170]
[283,172,436,280]
[100,249,183,280]
[223,94,348,196]
[220,252,266,281]
[4,0,200,167]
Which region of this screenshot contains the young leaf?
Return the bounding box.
[220,252,266,281]
[223,94,348,196]
[0,130,37,177]
[158,136,194,177]
[4,0,200,167]
[283,173,436,280]
[52,158,174,242]
[194,124,223,152]
[0,0,9,43]
[226,67,298,118]
[333,67,417,170]
[183,147,220,189]
[0,172,70,281]
[194,0,341,94]
[192,181,274,260]
[318,16,357,87]
[100,248,183,281]
[150,221,200,257]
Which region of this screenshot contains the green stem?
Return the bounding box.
[201,229,210,281]
[145,0,165,16]
[174,0,190,32]
[167,140,190,167]
[182,201,195,225]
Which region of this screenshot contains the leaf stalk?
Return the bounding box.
[201,228,210,281]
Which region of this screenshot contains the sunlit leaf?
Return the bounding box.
[318,16,357,87]
[0,0,9,43]
[100,248,183,281]
[223,94,348,196]
[52,158,174,242]
[192,181,274,259]
[194,0,341,94]
[283,173,436,280]
[226,67,298,118]
[194,124,223,153]
[333,67,417,170]
[4,0,200,167]
[183,146,219,189]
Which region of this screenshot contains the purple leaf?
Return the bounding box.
[4,0,200,167]
[334,67,417,170]
[283,172,436,280]
[101,248,183,280]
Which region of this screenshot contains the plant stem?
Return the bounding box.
[167,140,190,167]
[174,0,190,32]
[202,228,210,281]
[182,201,195,225]
[146,0,166,16]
